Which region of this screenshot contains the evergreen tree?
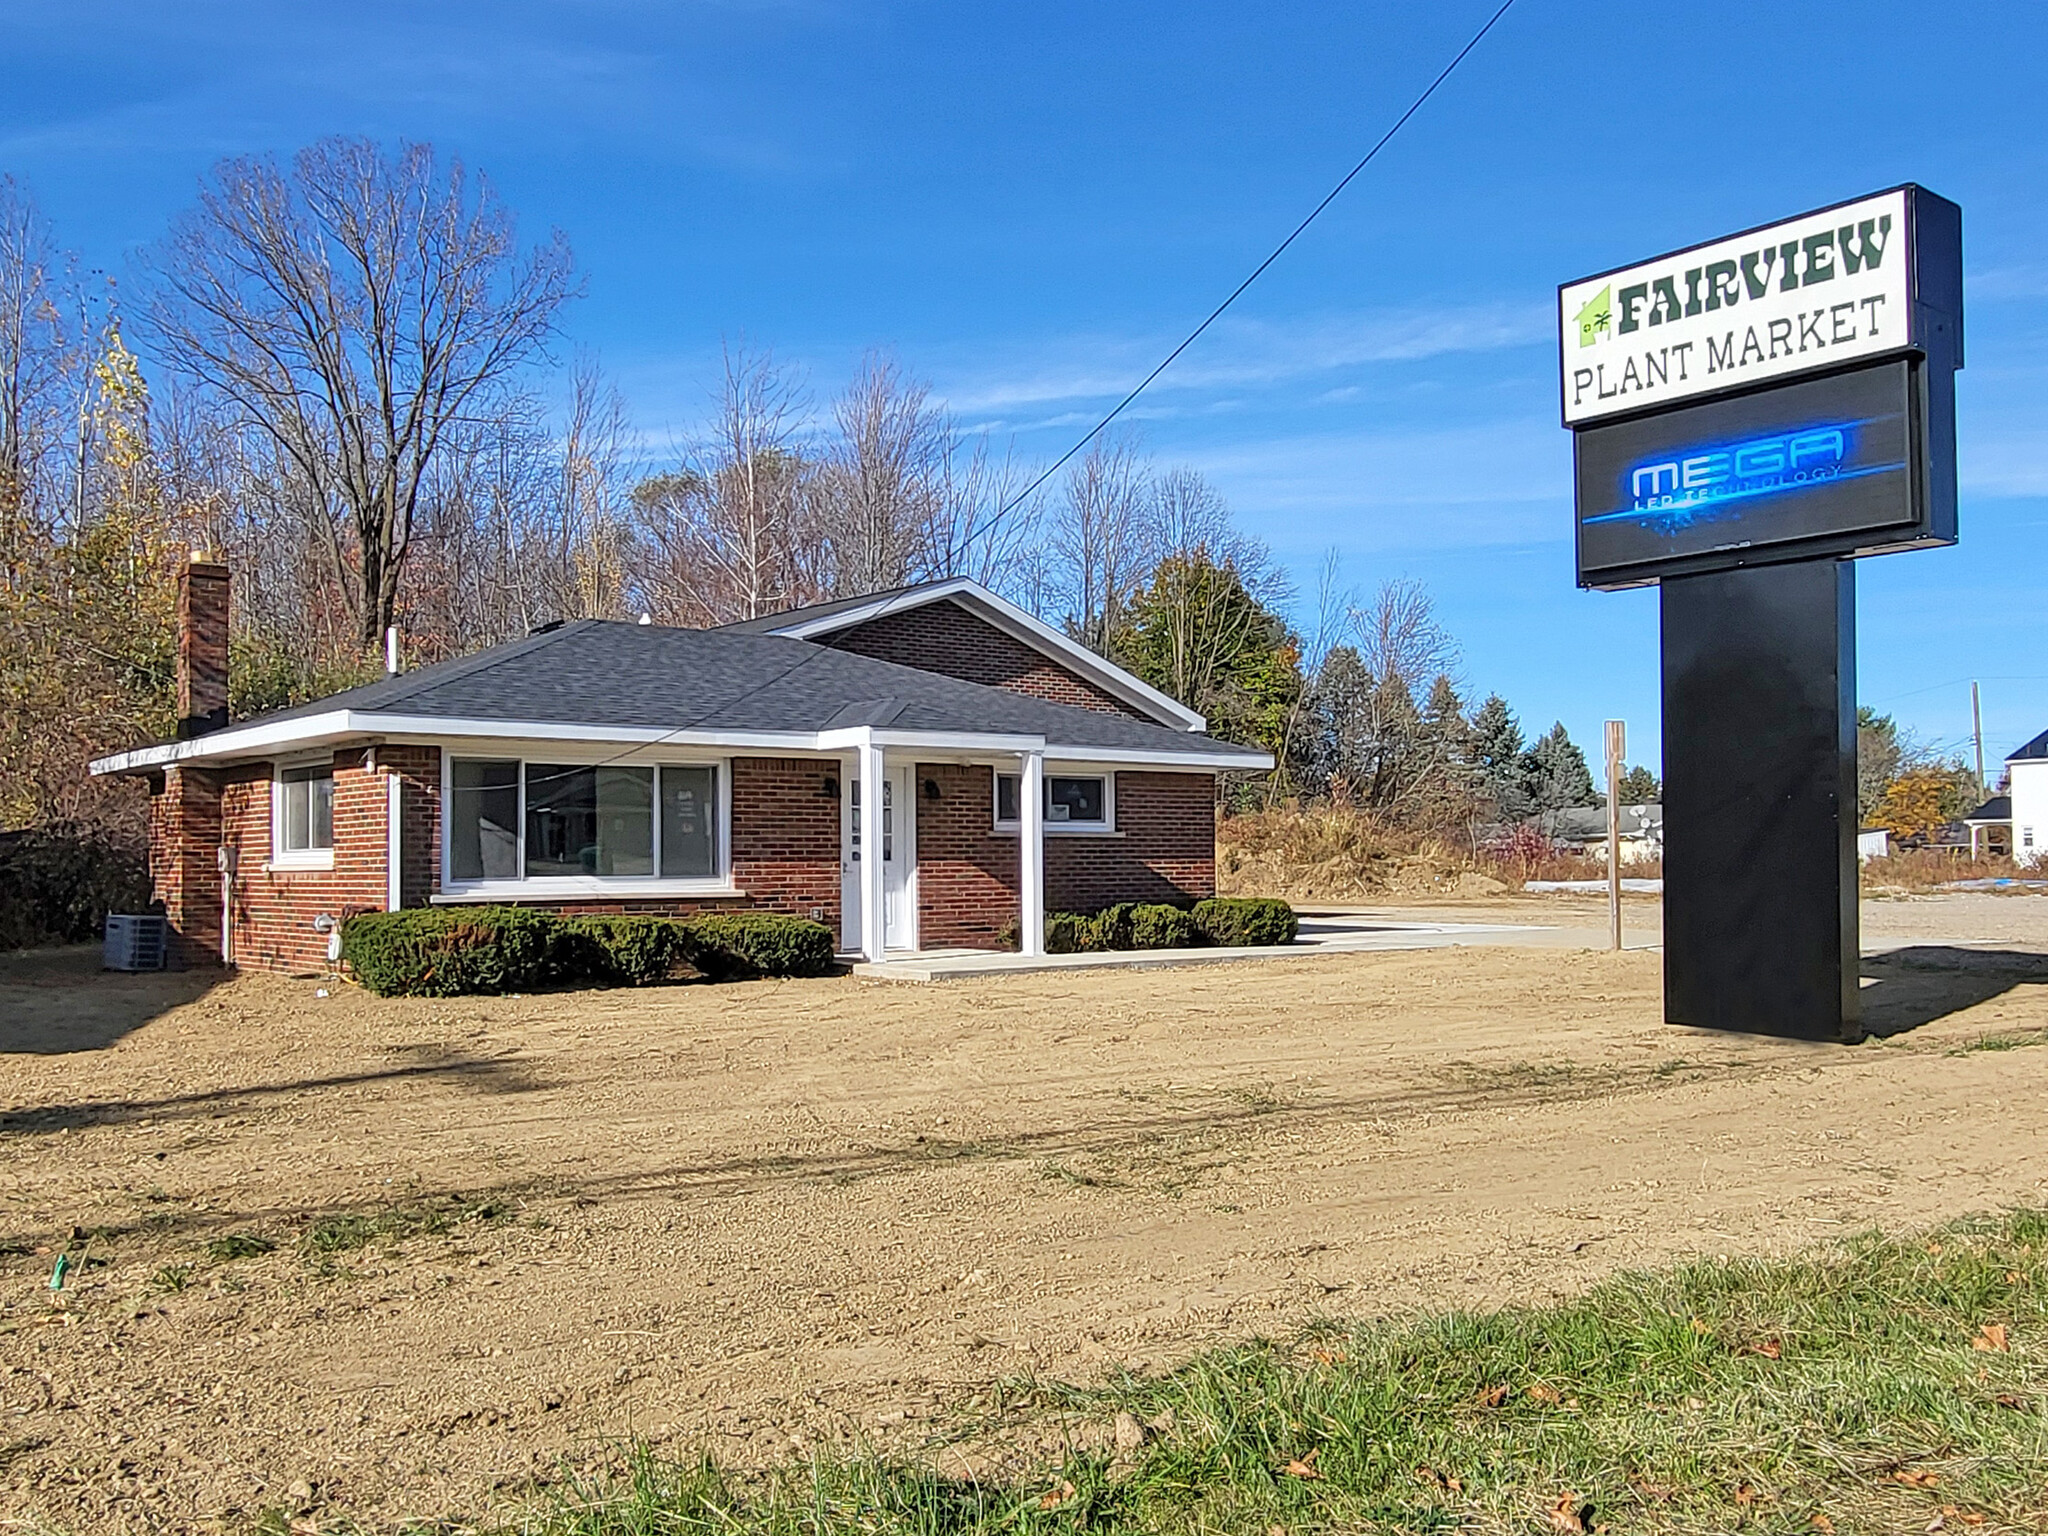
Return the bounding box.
[1117,551,1300,754]
[1469,694,1533,820]
[1525,722,1598,811]
[1617,764,1661,804]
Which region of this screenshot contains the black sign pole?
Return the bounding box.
[1661,558,1859,1040]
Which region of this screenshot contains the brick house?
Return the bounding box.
[92,563,1270,973]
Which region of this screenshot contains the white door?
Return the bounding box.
[841,766,917,953]
[882,766,916,951]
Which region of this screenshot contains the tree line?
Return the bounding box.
[0,135,1634,848]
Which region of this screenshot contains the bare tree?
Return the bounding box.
[1352,577,1458,695]
[816,353,943,595]
[142,137,577,649]
[629,345,816,625]
[1049,436,1156,654]
[0,179,88,547]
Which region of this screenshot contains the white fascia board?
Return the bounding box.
[765,577,1209,733]
[90,711,358,775]
[1042,744,1274,772]
[90,711,827,776]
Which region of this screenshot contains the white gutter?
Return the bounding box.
[92,711,1271,778]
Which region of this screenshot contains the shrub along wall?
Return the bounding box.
[1043,896,1295,954]
[340,907,836,997]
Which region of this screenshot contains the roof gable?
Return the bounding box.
[2010,728,2048,763]
[719,579,1205,731]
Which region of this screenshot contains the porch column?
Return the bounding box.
[1018,749,1045,957]
[860,735,888,960]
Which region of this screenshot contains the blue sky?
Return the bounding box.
[4,0,2045,771]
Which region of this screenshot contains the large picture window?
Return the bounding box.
[994,772,1112,832]
[444,757,724,888]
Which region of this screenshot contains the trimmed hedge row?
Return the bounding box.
[340,907,837,997]
[1043,896,1295,954]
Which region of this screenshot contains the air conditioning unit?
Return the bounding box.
[104,914,168,972]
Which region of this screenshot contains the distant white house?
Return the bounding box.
[1540,804,1663,864]
[1857,827,1890,863]
[1965,727,2048,865]
[2011,728,2048,865]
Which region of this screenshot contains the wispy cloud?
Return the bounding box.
[935,301,1550,418]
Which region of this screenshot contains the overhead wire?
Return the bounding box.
[995,0,1523,517]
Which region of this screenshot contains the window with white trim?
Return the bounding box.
[445,757,723,886]
[276,763,334,858]
[994,772,1112,831]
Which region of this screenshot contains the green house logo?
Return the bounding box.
[1575,285,1612,348]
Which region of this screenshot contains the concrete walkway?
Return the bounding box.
[850,910,1565,982]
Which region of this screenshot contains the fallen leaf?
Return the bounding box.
[1282,1448,1321,1481]
[1893,1468,1942,1488]
[1928,1242,1944,1256]
[1690,1316,1711,1335]
[1415,1466,1462,1493]
[1549,1492,1587,1532]
[1743,1339,1782,1359]
[1038,1479,1076,1510]
[2006,1270,2023,1285]
[1311,1346,1348,1366]
[1973,1323,2010,1353]
[1476,1383,1510,1409]
[1269,1526,1285,1536]
[1812,1515,1836,1533]
[1995,1392,2028,1410]
[1958,1513,1985,1527]
[1735,1483,1757,1506]
[1528,1382,1562,1404]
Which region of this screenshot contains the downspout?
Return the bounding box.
[216,844,238,966]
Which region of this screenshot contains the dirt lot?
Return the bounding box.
[3,892,2047,1533]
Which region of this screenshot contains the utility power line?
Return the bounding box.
[998,0,1523,516]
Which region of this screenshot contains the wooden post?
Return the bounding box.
[1605,719,1625,952]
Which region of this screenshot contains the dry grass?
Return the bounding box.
[1216,806,1659,900]
[1862,849,2025,893]
[1215,805,1496,901]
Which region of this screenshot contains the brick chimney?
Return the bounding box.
[176,555,230,739]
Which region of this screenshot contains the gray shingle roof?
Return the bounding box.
[230,619,1258,761]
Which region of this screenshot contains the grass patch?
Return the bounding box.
[491,1211,2048,1536]
[1948,1030,2048,1057]
[299,1193,514,1260]
[205,1231,276,1263]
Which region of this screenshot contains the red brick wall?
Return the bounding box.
[221,750,389,975]
[384,745,442,909]
[914,763,1018,949]
[822,601,1146,719]
[1045,771,1216,913]
[148,765,224,968]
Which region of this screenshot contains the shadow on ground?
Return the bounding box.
[1860,946,2048,1038]
[0,945,223,1054]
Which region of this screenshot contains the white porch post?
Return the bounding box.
[860,734,888,960]
[1018,749,1045,956]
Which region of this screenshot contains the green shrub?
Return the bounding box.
[1129,902,1201,949]
[562,915,682,986]
[1089,902,1137,950]
[679,912,836,980]
[1192,895,1297,947]
[1044,912,1093,954]
[340,907,562,997]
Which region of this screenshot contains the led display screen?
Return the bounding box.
[1574,359,1930,588]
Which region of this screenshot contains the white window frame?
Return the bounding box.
[269,755,336,870]
[437,749,738,902]
[993,768,1117,836]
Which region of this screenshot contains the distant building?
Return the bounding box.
[1857,827,1890,863]
[1962,726,2048,865]
[1540,803,1663,863]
